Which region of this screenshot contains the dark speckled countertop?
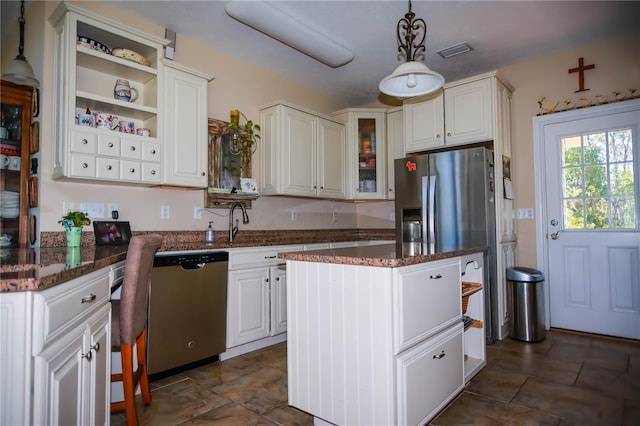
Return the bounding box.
[279,244,487,267]
[1,229,394,293]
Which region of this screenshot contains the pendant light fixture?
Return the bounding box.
[379,0,443,98]
[2,0,40,87]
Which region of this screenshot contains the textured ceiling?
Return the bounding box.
[3,1,639,106]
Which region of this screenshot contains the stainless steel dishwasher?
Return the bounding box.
[147,251,228,379]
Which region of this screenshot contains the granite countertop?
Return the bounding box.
[0,229,395,293]
[278,244,487,268]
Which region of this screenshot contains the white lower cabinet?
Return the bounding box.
[287,256,468,426]
[397,324,463,426]
[33,306,111,426]
[0,266,111,426]
[226,245,301,348]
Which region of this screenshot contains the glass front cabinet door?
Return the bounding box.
[331,108,386,200]
[0,81,32,248]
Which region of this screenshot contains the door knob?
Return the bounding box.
[551,232,559,240]
[550,219,558,226]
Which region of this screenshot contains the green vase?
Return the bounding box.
[65,246,81,269]
[66,227,82,247]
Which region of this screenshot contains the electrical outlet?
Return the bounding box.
[194,207,201,219]
[291,210,297,221]
[515,208,534,219]
[332,211,338,223]
[161,205,170,219]
[80,202,106,219]
[389,212,395,222]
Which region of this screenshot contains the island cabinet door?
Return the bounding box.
[396,323,464,426]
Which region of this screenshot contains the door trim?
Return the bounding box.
[532,98,640,329]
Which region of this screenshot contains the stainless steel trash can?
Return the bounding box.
[507,267,546,342]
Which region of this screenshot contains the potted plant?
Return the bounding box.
[227,109,260,175]
[59,211,91,247]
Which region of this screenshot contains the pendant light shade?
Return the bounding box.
[379,1,443,98]
[379,61,444,98]
[2,1,39,88]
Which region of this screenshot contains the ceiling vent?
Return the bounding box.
[437,42,473,59]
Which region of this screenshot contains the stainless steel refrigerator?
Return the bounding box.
[395,146,499,343]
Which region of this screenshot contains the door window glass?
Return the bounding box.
[561,128,636,229]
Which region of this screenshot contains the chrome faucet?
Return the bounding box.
[229,202,249,244]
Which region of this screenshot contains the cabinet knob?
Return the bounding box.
[201,172,205,176]
[106,165,112,170]
[436,134,441,139]
[447,132,451,137]
[130,146,136,151]
[389,188,393,192]
[276,277,280,281]
[108,142,114,148]
[129,168,135,173]
[265,278,269,283]
[91,342,100,353]
[82,350,93,361]
[151,170,157,175]
[151,149,156,154]
[81,139,88,144]
[82,163,88,168]
[429,274,443,280]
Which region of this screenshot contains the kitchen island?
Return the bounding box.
[279,244,487,426]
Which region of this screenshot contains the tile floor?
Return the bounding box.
[111,329,640,425]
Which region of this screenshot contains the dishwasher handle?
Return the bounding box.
[181,262,206,270]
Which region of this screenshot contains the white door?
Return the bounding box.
[540,106,639,339]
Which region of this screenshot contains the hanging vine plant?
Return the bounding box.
[227,109,260,175]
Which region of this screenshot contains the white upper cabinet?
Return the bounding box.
[386,107,404,200]
[444,77,493,145]
[50,2,167,185]
[161,60,212,188]
[50,3,211,188]
[403,72,511,152]
[331,108,387,200]
[259,102,346,199]
[404,91,444,153]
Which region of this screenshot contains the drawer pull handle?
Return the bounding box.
[82,139,88,144]
[81,294,97,303]
[82,163,88,168]
[91,342,100,353]
[108,142,114,148]
[82,350,92,361]
[429,274,443,279]
[130,146,136,151]
[265,255,277,259]
[433,350,446,359]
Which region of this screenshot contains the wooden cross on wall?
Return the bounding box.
[568,57,595,93]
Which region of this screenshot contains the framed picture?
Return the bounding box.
[29,176,38,207]
[93,221,132,246]
[30,121,39,154]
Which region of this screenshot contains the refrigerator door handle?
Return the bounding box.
[428,175,436,253]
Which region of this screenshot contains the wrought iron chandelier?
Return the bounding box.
[379,0,443,98]
[2,0,39,87]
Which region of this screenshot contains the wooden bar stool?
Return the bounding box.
[110,234,163,426]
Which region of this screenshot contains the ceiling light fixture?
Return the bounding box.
[379,0,443,98]
[2,0,39,87]
[225,0,354,68]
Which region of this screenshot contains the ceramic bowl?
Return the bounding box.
[76,36,111,55]
[111,48,149,66]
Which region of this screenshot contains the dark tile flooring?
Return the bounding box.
[111,329,640,425]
